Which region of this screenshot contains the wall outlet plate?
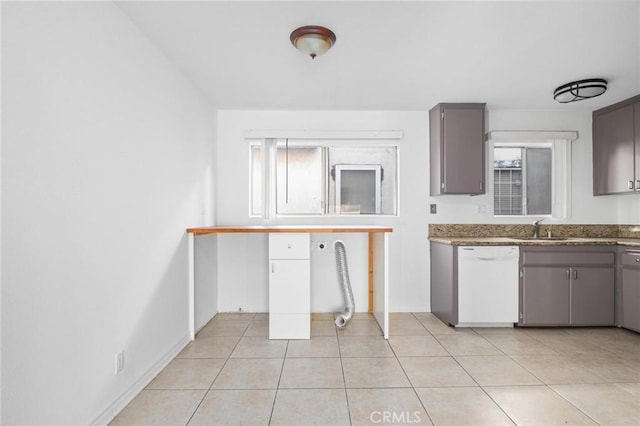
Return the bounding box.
[430,204,437,214]
[115,351,125,375]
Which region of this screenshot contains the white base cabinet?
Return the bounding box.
[268,233,310,339]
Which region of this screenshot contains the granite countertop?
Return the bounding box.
[429,236,640,247]
[428,224,640,247]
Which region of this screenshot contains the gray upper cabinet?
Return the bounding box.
[592,94,640,195]
[430,103,486,195]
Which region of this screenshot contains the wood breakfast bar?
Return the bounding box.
[185,225,393,340]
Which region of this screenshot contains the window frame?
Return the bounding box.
[487,131,577,220]
[249,137,400,219]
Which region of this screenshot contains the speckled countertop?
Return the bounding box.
[428,224,640,247]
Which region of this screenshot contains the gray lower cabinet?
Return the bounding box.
[620,249,640,332]
[521,266,570,325]
[430,241,458,326]
[520,246,615,327]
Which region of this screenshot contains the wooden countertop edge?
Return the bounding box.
[187,226,394,235]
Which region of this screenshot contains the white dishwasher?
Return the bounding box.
[457,246,519,327]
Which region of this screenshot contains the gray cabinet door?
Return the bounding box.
[593,103,635,195]
[570,267,615,326]
[621,268,640,332]
[635,104,640,191]
[442,107,485,194]
[522,266,570,325]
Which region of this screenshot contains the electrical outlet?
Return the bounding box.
[430,204,437,214]
[115,351,125,375]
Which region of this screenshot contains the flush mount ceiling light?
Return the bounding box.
[553,78,608,103]
[290,25,336,59]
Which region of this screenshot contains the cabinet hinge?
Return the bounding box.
[519,313,523,319]
[519,270,523,278]
[441,112,445,120]
[441,182,445,190]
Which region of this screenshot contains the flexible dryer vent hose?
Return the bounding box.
[334,240,355,328]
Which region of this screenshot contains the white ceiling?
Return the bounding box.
[116,0,640,111]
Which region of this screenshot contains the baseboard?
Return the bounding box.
[90,333,191,426]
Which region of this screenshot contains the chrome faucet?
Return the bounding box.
[532,219,544,238]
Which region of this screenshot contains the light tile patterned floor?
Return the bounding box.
[110,313,640,426]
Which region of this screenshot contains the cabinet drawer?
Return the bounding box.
[621,252,640,268]
[269,233,310,259]
[522,251,614,266]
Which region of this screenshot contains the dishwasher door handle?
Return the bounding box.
[476,256,517,261]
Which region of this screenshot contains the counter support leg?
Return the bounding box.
[188,233,195,341]
[372,232,389,339]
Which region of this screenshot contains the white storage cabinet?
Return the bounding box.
[269,233,311,339]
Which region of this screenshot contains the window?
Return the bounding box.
[494,145,552,216]
[488,131,577,219]
[251,139,398,217]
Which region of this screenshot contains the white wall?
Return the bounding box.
[1,3,214,424]
[215,108,639,316]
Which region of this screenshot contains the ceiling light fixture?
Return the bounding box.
[290,25,336,59]
[553,78,608,103]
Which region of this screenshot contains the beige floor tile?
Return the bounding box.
[389,319,430,336]
[510,354,605,384]
[414,314,477,335]
[484,385,598,425]
[529,334,610,355]
[178,336,240,359]
[339,335,394,357]
[211,358,282,389]
[570,354,640,382]
[587,331,640,354]
[415,387,514,426]
[311,320,337,337]
[551,383,640,426]
[279,357,344,388]
[398,356,476,387]
[472,327,523,335]
[146,358,225,390]
[286,336,339,357]
[312,312,335,320]
[197,320,249,337]
[342,357,411,388]
[252,313,269,321]
[109,390,205,426]
[483,334,557,355]
[213,312,256,321]
[434,334,501,356]
[388,335,448,357]
[270,389,350,426]
[347,388,431,426]
[455,355,541,386]
[336,319,383,337]
[389,312,419,320]
[230,336,287,358]
[242,321,269,337]
[188,389,276,426]
[616,382,640,397]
